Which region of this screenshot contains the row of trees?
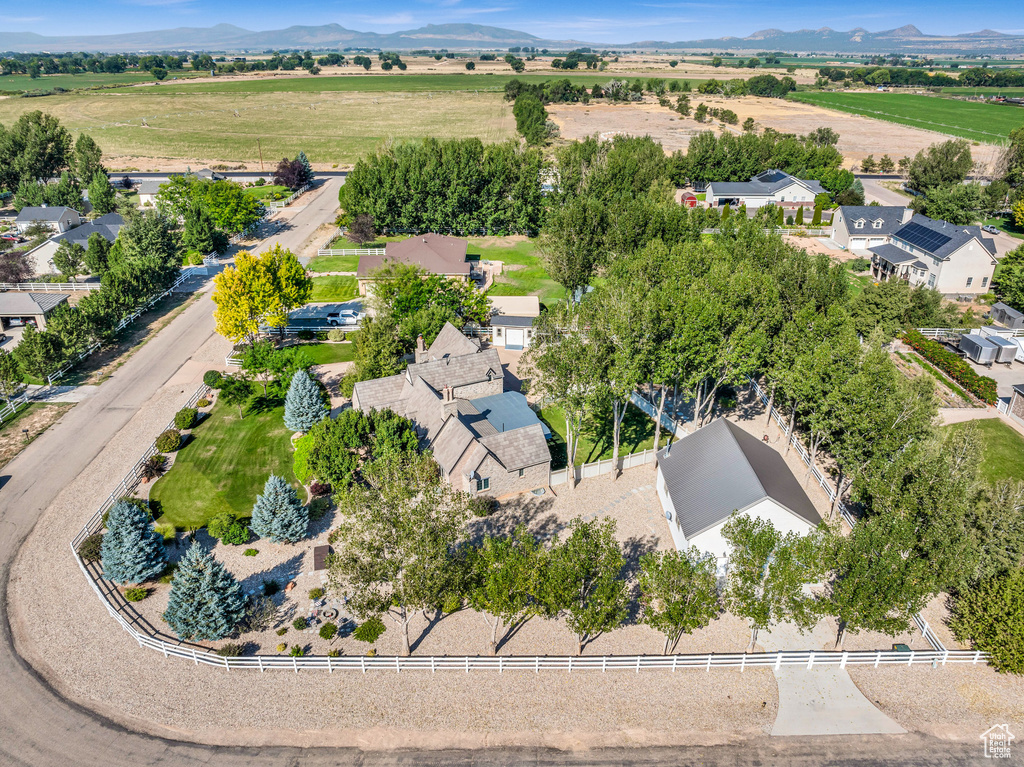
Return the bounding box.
[0,110,105,195]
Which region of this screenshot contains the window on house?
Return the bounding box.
[475,477,490,492]
[518,468,525,478]
[873,220,883,229]
[496,327,502,336]
[854,221,864,229]
[928,274,936,287]
[967,277,974,287]
[983,276,989,287]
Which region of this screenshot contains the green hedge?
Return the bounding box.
[902,329,998,405]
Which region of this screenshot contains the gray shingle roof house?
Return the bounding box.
[488,295,540,350]
[867,214,998,297]
[831,205,913,250]
[655,418,821,566]
[51,213,123,248]
[351,322,550,498]
[0,292,69,330]
[15,206,81,234]
[706,170,826,210]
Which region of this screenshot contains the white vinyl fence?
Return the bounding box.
[316,247,385,257]
[0,281,101,292]
[0,390,31,424]
[266,183,311,210]
[549,448,658,486]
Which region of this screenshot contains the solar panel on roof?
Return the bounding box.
[898,222,951,254]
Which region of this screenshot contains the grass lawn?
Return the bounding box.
[788,92,1023,144]
[149,396,297,529]
[982,215,1024,240]
[470,237,565,306]
[540,400,670,469]
[310,276,358,302]
[947,419,1024,485]
[844,260,874,296]
[242,184,290,201]
[307,254,361,272]
[298,340,358,365]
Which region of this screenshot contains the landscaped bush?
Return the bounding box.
[207,511,251,545]
[215,643,244,657]
[847,257,871,272]
[276,627,288,636]
[158,562,178,583]
[902,329,998,404]
[293,433,313,483]
[468,496,498,517]
[140,453,167,482]
[196,398,211,408]
[174,407,198,429]
[124,587,149,602]
[353,616,386,644]
[309,587,325,600]
[951,567,1024,674]
[155,429,181,453]
[289,645,306,657]
[243,548,259,556]
[327,328,346,342]
[276,642,287,652]
[308,496,332,521]
[297,330,314,341]
[315,331,328,341]
[328,648,341,657]
[203,370,224,388]
[320,622,338,641]
[154,522,176,542]
[309,481,330,497]
[77,532,103,561]
[292,617,308,630]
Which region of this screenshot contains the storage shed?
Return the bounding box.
[991,302,1024,330]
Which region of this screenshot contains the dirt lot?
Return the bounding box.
[0,403,73,469]
[548,95,995,166]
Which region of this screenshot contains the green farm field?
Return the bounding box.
[0,85,515,165]
[0,70,199,93]
[788,92,1024,143]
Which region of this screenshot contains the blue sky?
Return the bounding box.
[3,0,1024,42]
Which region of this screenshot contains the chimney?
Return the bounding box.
[442,385,458,417]
[901,208,913,224]
[416,334,425,353]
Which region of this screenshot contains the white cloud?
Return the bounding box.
[0,15,45,22]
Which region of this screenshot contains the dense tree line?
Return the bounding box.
[817,66,959,87]
[338,138,544,234]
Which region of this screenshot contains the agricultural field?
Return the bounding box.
[0,69,198,93]
[788,92,1024,144]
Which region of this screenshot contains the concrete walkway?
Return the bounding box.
[761,622,906,737]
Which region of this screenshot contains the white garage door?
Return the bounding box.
[868,237,886,246]
[505,328,525,350]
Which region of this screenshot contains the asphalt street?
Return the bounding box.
[0,175,991,766]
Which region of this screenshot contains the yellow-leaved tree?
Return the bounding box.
[213,246,312,343]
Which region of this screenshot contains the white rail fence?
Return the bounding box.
[316,247,385,257]
[549,448,657,486]
[0,390,31,424]
[266,183,311,210]
[0,281,101,292]
[629,392,689,439]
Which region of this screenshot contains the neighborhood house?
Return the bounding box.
[24,212,123,275]
[0,292,69,331]
[355,234,472,297]
[830,205,914,251]
[655,418,821,571]
[352,322,551,497]
[14,206,81,235]
[705,170,826,212]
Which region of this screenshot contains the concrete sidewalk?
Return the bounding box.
[761,622,906,737]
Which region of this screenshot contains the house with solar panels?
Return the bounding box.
[351,322,551,498]
[654,419,822,571]
[867,213,998,297]
[831,206,914,251]
[705,169,826,212]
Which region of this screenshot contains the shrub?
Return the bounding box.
[209,512,251,545]
[297,330,314,341]
[77,532,103,561]
[327,328,346,342]
[203,370,223,388]
[309,587,325,600]
[276,627,288,636]
[174,407,198,429]
[158,562,178,583]
[244,548,259,556]
[320,622,338,641]
[308,496,332,521]
[309,480,330,497]
[353,616,387,644]
[196,398,211,408]
[293,617,308,630]
[154,522,176,542]
[140,453,167,482]
[276,643,287,652]
[215,643,244,657]
[339,373,357,399]
[951,567,1024,674]
[468,495,498,517]
[124,587,149,602]
[289,645,306,657]
[328,649,341,657]
[294,434,314,483]
[263,578,280,596]
[902,329,998,404]
[314,331,327,341]
[155,429,181,453]
[847,257,871,272]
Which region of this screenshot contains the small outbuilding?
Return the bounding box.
[655,418,821,571]
[0,292,69,330]
[488,295,540,350]
[991,302,1024,330]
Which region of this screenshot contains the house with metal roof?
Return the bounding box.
[831,205,913,251]
[867,214,997,297]
[351,322,550,498]
[655,418,821,570]
[356,234,473,297]
[0,292,69,330]
[15,206,81,235]
[705,170,826,212]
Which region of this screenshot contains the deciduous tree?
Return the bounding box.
[468,526,543,654]
[638,548,719,654]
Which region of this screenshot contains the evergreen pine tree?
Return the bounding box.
[283,369,326,432]
[88,171,117,216]
[796,206,805,225]
[776,205,784,225]
[296,151,313,185]
[181,204,219,255]
[811,202,822,227]
[100,500,167,584]
[250,474,308,543]
[164,542,246,641]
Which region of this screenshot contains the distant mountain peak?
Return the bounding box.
[886,24,924,36]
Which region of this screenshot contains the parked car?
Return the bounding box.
[0,234,25,243]
[326,310,364,326]
[982,225,1000,235]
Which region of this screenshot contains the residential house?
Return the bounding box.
[24,213,123,276]
[867,213,997,297]
[352,322,551,498]
[705,169,826,211]
[487,295,540,350]
[655,418,821,572]
[0,292,68,330]
[356,234,472,297]
[14,206,81,235]
[830,205,913,251]
[137,169,226,207]
[990,302,1024,330]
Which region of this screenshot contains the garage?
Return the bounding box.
[0,292,68,332]
[505,328,526,350]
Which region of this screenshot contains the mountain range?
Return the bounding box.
[1,22,1022,55]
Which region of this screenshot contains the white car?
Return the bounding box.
[326,310,363,326]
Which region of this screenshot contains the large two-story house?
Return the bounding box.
[833,206,997,297]
[351,322,551,498]
[705,170,826,212]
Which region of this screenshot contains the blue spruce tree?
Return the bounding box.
[250,474,308,543]
[164,542,246,641]
[296,151,313,184]
[101,500,167,584]
[283,369,326,432]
